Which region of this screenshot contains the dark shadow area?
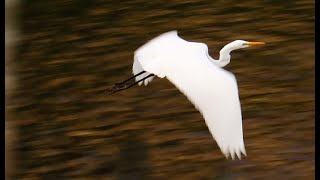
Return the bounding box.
[116,132,151,180]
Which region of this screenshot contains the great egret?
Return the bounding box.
[106,30,265,159]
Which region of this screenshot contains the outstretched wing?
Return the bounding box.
[165,61,246,159]
[138,50,246,159]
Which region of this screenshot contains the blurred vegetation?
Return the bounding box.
[7,0,314,179]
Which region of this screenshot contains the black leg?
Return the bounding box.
[116,71,146,85]
[106,73,155,94]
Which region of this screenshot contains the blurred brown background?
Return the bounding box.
[6,0,314,179]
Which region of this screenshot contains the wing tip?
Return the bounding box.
[222,144,247,160]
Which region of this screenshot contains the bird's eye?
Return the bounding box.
[242,43,246,46]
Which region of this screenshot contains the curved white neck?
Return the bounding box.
[209,43,238,67]
[216,46,232,67]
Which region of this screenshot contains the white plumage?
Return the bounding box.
[132,30,265,159]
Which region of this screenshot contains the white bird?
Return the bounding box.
[107,30,265,159]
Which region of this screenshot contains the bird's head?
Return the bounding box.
[229,40,266,50]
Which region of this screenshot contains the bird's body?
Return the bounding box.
[109,30,265,159]
[133,31,212,85]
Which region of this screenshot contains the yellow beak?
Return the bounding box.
[245,41,266,46]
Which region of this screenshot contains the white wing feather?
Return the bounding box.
[134,31,246,159]
[166,64,246,159]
